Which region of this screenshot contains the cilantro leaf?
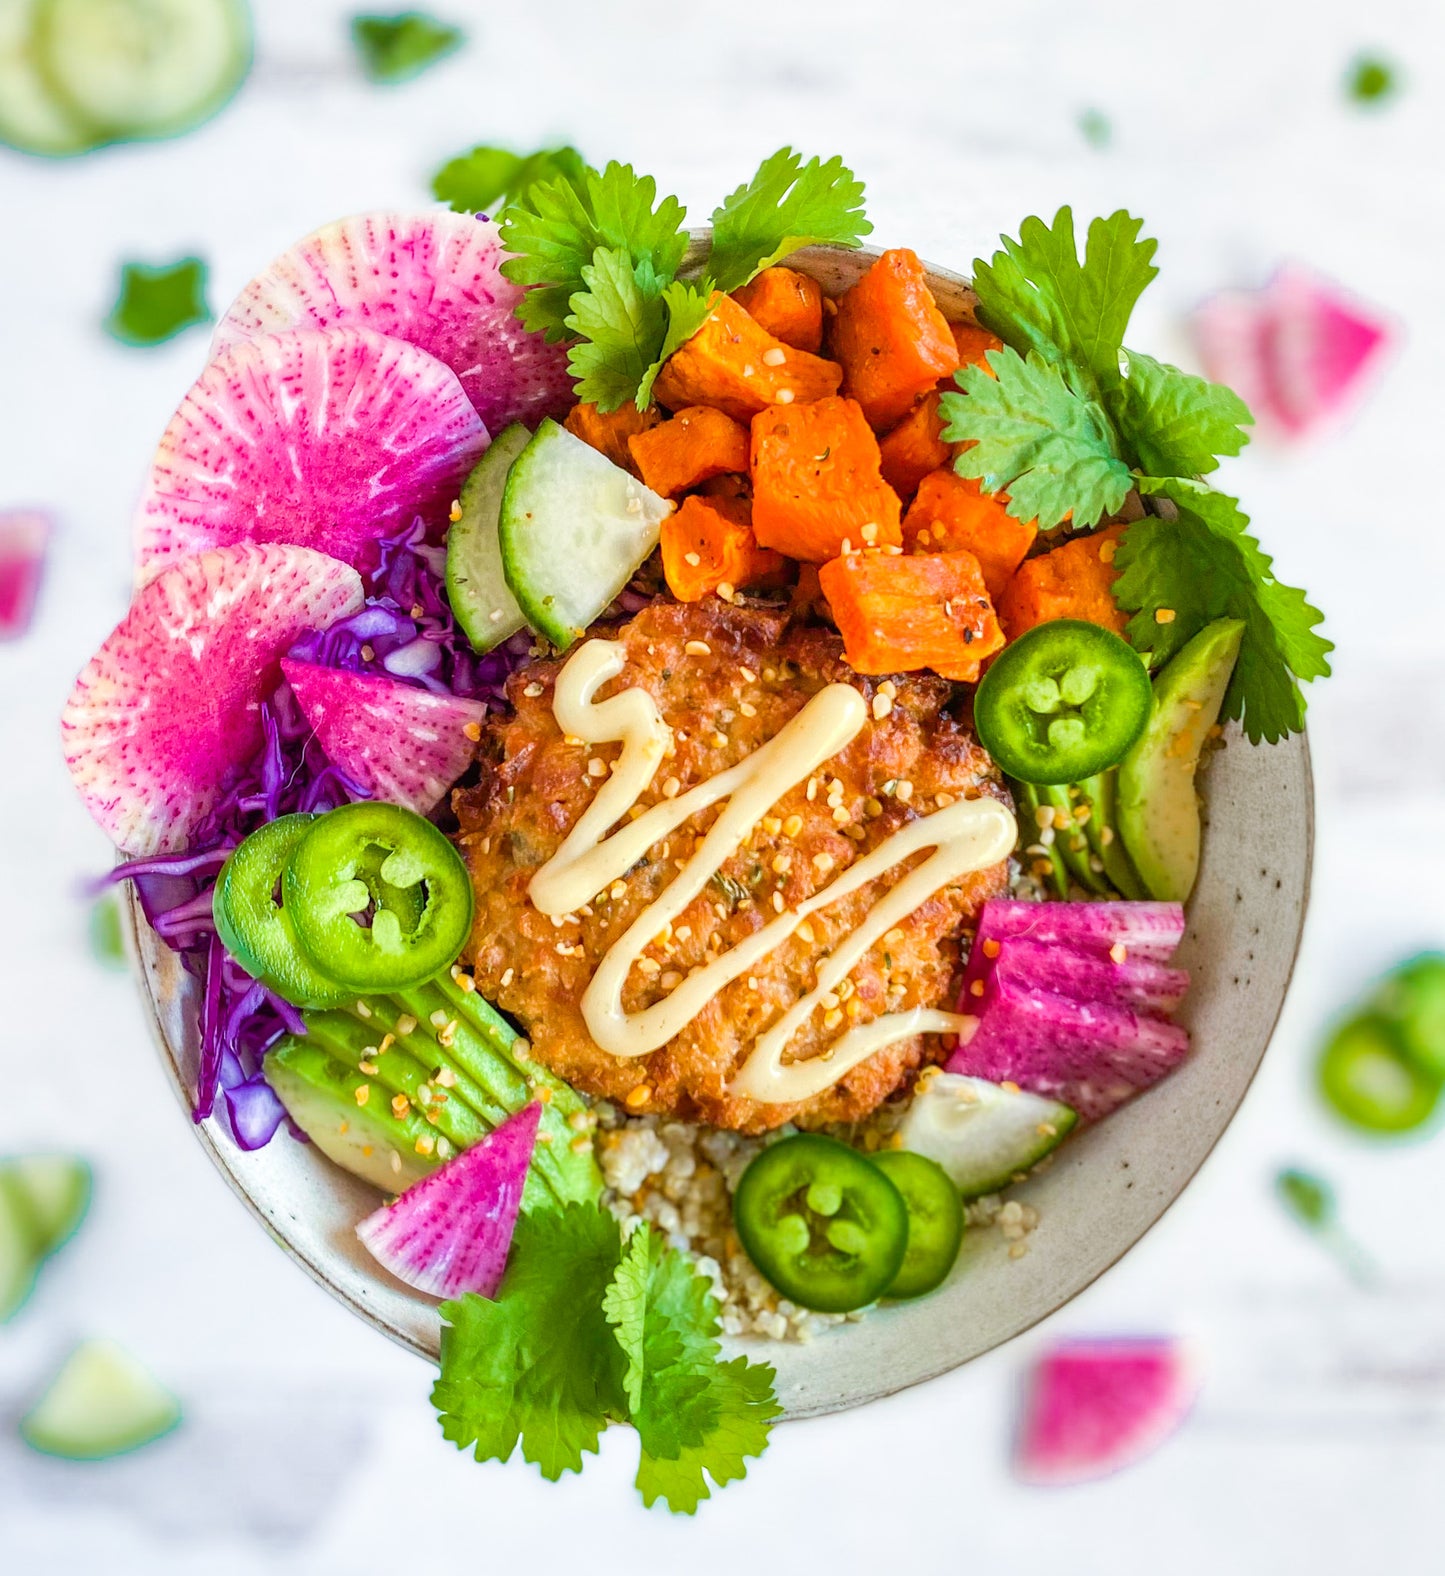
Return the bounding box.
[1108,350,1253,476]
[501,163,689,342]
[350,12,463,83]
[1114,477,1333,743]
[626,1233,780,1514]
[971,208,1157,391]
[706,147,871,293]
[104,258,211,347]
[635,281,716,410]
[602,1225,651,1412]
[1347,55,1397,106]
[565,248,670,411]
[941,350,1131,529]
[432,1203,626,1479]
[431,143,584,216]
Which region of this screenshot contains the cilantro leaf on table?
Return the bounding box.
[971,208,1157,392]
[940,350,1132,529]
[706,147,871,293]
[501,163,690,342]
[1347,55,1397,106]
[431,143,584,216]
[1108,350,1253,477]
[350,12,463,83]
[1114,477,1333,743]
[432,1203,626,1479]
[104,258,211,347]
[635,1359,781,1514]
[602,1224,652,1412]
[565,248,670,411]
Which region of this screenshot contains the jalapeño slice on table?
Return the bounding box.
[1318,1013,1442,1135]
[733,1134,908,1313]
[212,815,354,1008]
[871,1149,966,1300]
[283,802,474,993]
[974,618,1152,785]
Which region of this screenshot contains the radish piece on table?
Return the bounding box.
[281,658,486,815]
[134,326,486,584]
[357,1102,541,1300]
[0,509,51,639]
[214,211,575,433]
[947,973,1190,1122]
[62,544,364,854]
[1192,265,1391,440]
[972,938,1190,1017]
[1015,1337,1198,1485]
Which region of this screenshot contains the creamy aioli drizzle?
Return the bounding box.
[528,639,1017,1104]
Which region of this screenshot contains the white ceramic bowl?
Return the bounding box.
[127,244,1315,1420]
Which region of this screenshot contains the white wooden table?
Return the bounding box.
[2,0,1442,1568]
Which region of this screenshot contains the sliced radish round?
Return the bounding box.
[0,508,51,639]
[281,658,486,816]
[134,326,486,584]
[1015,1336,1198,1485]
[62,543,364,855]
[357,1102,541,1300]
[214,211,575,434]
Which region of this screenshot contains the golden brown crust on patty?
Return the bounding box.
[454,600,1009,1133]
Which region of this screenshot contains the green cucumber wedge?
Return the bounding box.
[447,422,532,653]
[898,1073,1077,1199]
[499,418,672,650]
[36,0,251,144]
[21,1338,181,1460]
[1118,617,1245,903]
[0,1174,40,1321]
[0,0,97,154]
[0,1155,92,1321]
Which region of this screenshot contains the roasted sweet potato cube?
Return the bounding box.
[995,524,1128,640]
[731,266,825,353]
[878,392,951,498]
[750,396,902,563]
[628,405,750,497]
[949,319,1005,376]
[819,548,1005,683]
[563,400,661,475]
[652,294,842,423]
[660,493,787,602]
[901,469,1038,600]
[830,249,960,430]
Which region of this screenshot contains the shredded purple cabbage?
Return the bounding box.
[103,516,533,1137]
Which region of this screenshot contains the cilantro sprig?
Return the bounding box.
[500,148,870,412]
[431,143,584,217]
[940,206,1328,742]
[433,1204,779,1513]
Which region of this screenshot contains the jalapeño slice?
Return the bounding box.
[732,1134,908,1313]
[871,1150,965,1299]
[975,618,1152,785]
[283,802,474,993]
[1318,1013,1442,1135]
[212,815,353,1009]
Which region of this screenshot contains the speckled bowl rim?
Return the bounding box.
[126,239,1316,1422]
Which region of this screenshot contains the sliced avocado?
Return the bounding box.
[264,1040,440,1194]
[1076,772,1146,899]
[1117,618,1245,902]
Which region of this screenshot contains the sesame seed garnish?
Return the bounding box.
[523,681,544,698]
[1155,607,1176,624]
[884,928,906,946]
[739,700,757,717]
[435,1066,457,1088]
[499,968,514,988]
[860,522,879,544]
[935,792,956,808]
[821,991,840,1010]
[625,1084,652,1109]
[717,581,736,602]
[391,1150,403,1174]
[449,500,462,522]
[806,777,818,801]
[771,890,785,912]
[771,853,792,875]
[415,1135,435,1156]
[712,731,728,748]
[832,804,850,825]
[776,387,795,404]
[983,938,1001,958]
[969,980,985,997]
[1100,826,1115,846]
[813,852,835,873]
[358,1059,378,1075]
[740,666,757,682]
[783,814,803,838]
[797,919,815,943]
[395,1014,417,1036]
[685,640,711,656]
[743,364,756,378]
[536,1085,554,1105]
[895,780,914,802]
[1001,1080,1021,1094]
[684,551,702,568]
[355,1000,372,1018]
[637,956,661,976]
[462,720,482,741]
[823,1008,844,1030]
[762,347,787,367]
[840,537,852,554]
[1098,540,1117,563]
[512,1037,532,1062]
[570,1134,594,1154]
[587,757,607,778]
[391,1093,410,1118]
[660,970,683,990]
[354,1084,371,1107]
[872,693,893,720]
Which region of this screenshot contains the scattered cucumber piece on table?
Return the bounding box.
[35,0,251,144]
[500,419,673,650]
[3,1154,91,1257]
[447,422,533,653]
[1318,1013,1441,1135]
[0,0,98,155]
[1117,617,1245,903]
[0,1175,40,1321]
[21,1338,181,1460]
[872,1150,965,1299]
[898,1073,1078,1198]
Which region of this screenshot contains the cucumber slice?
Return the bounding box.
[2,1154,91,1256]
[0,0,97,154]
[446,422,532,654]
[36,0,251,142]
[0,1173,41,1321]
[21,1338,181,1459]
[899,1073,1077,1198]
[499,418,672,650]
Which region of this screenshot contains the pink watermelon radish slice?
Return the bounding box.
[1192,265,1391,440]
[947,973,1191,1121]
[1015,1337,1198,1485]
[0,509,51,639]
[281,658,486,815]
[213,212,576,434]
[356,1102,541,1299]
[133,326,487,585]
[968,900,1186,972]
[62,544,364,855]
[973,939,1190,1017]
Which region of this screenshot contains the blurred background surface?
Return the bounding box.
[2,0,1442,1569]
